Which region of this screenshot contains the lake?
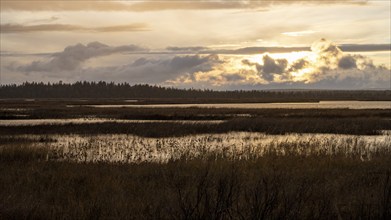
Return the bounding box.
[68,101,391,109]
[0,118,225,126]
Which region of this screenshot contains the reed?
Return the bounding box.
[1,153,390,219]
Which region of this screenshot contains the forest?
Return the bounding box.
[1,81,390,101]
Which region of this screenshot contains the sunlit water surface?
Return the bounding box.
[67,101,391,109]
[0,118,224,126]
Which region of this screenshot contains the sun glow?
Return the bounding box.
[243,51,318,82]
[290,68,313,82]
[247,51,315,64]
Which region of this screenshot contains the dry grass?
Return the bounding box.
[1,101,390,219]
[1,154,390,219]
[2,133,389,163]
[1,134,391,219]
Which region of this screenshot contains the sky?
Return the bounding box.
[0,0,390,90]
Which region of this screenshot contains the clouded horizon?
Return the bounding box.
[1,0,390,90]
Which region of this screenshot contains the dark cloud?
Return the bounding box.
[258,55,288,81]
[221,74,247,82]
[1,0,367,11]
[288,59,309,72]
[338,55,357,69]
[170,55,217,70]
[242,55,288,81]
[0,23,149,33]
[339,44,391,52]
[81,54,224,84]
[166,46,208,52]
[13,42,222,82]
[206,46,308,54]
[18,42,147,72]
[13,43,223,83]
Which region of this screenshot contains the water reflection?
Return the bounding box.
[67,101,391,109]
[0,118,225,126]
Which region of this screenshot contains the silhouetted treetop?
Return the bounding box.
[0,81,390,101]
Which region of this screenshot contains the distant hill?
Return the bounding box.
[1,81,390,102]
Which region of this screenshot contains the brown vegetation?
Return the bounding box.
[1,151,390,219]
[1,117,389,137]
[1,99,390,219]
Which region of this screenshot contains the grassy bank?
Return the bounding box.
[1,104,391,120]
[1,117,389,137]
[1,133,390,219]
[1,154,390,219]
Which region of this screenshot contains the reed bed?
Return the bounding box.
[1,102,390,219]
[1,150,390,219]
[1,133,390,163]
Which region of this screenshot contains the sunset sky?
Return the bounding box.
[0,0,390,89]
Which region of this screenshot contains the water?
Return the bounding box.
[0,118,224,126]
[67,101,391,109]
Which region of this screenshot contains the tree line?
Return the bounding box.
[0,81,390,101]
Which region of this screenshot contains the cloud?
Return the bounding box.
[258,55,288,77]
[206,46,309,54]
[5,39,389,90]
[1,1,130,11]
[1,0,367,11]
[242,55,288,81]
[11,41,223,84]
[239,38,390,84]
[0,23,150,33]
[18,42,148,72]
[72,54,224,84]
[166,69,259,88]
[338,55,357,69]
[28,16,60,24]
[282,30,317,37]
[199,44,390,55]
[167,38,389,90]
[166,46,209,52]
[136,55,222,83]
[3,42,388,58]
[339,44,391,52]
[288,59,309,72]
[311,38,342,71]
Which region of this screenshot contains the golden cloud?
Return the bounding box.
[1,23,150,33]
[1,0,367,11]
